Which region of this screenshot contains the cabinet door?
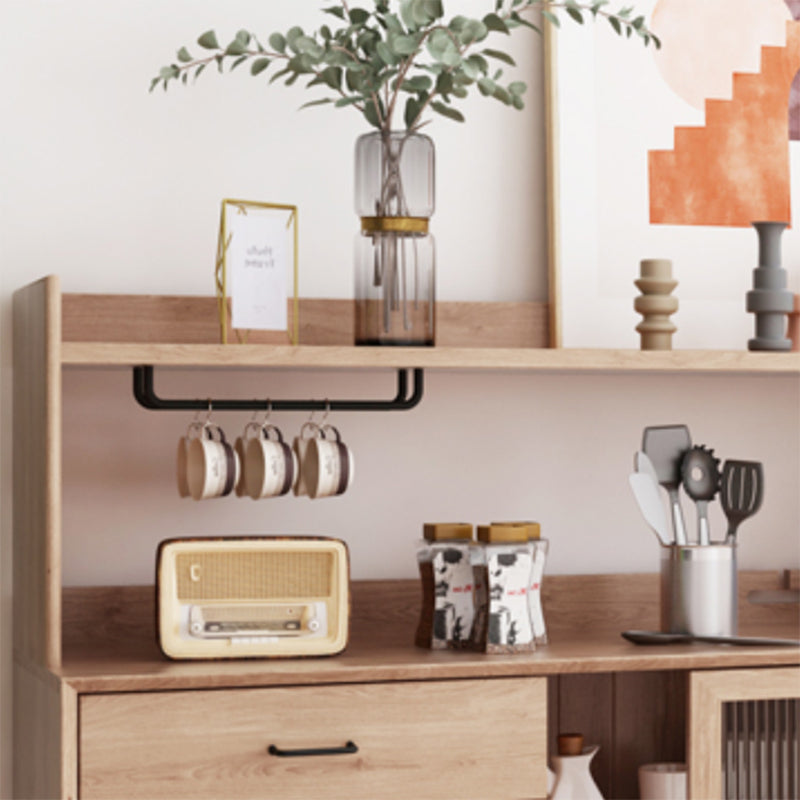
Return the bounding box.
[80,677,547,800]
[688,667,800,800]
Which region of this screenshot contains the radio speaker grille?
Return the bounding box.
[175,550,333,601]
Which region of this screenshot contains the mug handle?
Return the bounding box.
[261,423,284,443]
[321,424,341,443]
[300,421,323,440]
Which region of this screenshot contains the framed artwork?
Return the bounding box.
[215,199,299,344]
[547,0,800,349]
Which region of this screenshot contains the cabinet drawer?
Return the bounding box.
[79,677,546,800]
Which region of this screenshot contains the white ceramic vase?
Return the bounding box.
[548,746,604,800]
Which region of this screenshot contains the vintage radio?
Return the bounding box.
[156,537,349,659]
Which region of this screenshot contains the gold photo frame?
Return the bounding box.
[215,199,299,344]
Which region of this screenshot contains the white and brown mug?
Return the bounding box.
[176,420,207,498]
[186,424,240,501]
[304,424,354,499]
[244,423,297,500]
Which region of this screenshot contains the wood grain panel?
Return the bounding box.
[612,671,686,799]
[59,340,800,373]
[80,678,547,800]
[555,674,614,797]
[688,667,800,800]
[58,573,799,694]
[62,292,550,348]
[13,276,61,668]
[13,660,77,800]
[62,572,799,656]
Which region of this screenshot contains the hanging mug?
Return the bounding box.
[186,424,240,501]
[304,424,355,499]
[244,423,297,499]
[176,420,205,498]
[293,420,324,497]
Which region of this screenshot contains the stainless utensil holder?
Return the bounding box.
[660,544,737,637]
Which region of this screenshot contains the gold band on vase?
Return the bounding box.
[360,216,429,235]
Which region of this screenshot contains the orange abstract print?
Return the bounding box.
[650,20,800,227]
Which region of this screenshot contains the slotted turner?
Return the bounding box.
[721,460,763,545]
[642,425,691,545]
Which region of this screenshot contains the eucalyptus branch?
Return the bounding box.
[151,0,660,133]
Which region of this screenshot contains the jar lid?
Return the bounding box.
[490,521,541,540]
[557,733,584,756]
[477,524,531,544]
[423,523,473,542]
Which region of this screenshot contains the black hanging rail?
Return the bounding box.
[132,365,424,413]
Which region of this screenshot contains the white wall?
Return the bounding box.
[1,2,799,797]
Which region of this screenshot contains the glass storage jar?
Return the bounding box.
[415,522,474,649]
[472,523,536,654]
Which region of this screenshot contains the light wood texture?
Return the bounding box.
[688,667,800,800]
[60,340,800,373]
[543,19,562,349]
[57,574,799,694]
[13,276,61,668]
[79,677,546,800]
[56,285,799,371]
[13,659,77,800]
[548,670,687,799]
[62,292,550,348]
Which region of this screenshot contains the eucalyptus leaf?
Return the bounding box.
[269,32,286,53]
[482,47,515,66]
[177,47,192,63]
[566,7,584,23]
[197,30,220,50]
[392,34,418,55]
[430,100,464,121]
[250,57,271,76]
[350,8,371,25]
[483,13,509,34]
[300,97,335,109]
[541,10,560,27]
[225,40,248,56]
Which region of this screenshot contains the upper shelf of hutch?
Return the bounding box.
[61,341,800,373]
[23,275,800,374]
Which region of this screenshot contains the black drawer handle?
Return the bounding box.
[268,741,358,758]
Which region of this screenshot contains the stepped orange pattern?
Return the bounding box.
[649,20,800,227]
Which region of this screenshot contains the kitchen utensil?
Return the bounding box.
[634,450,661,484]
[680,445,721,545]
[720,460,763,545]
[642,425,691,545]
[622,629,800,647]
[661,543,737,636]
[628,472,671,546]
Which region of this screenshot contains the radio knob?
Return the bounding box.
[308,618,320,632]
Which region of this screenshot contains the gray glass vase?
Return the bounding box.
[354,131,435,346]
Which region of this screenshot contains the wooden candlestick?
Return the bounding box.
[634,259,678,350]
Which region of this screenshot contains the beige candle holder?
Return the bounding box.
[634,259,678,350]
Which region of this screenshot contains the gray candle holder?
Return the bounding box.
[747,221,793,351]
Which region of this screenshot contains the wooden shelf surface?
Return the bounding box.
[60,342,800,374]
[58,576,800,694]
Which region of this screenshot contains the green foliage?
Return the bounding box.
[151,0,660,132]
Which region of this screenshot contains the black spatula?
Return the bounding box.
[720,460,763,545]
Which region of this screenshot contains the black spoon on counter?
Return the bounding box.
[622,630,800,647]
